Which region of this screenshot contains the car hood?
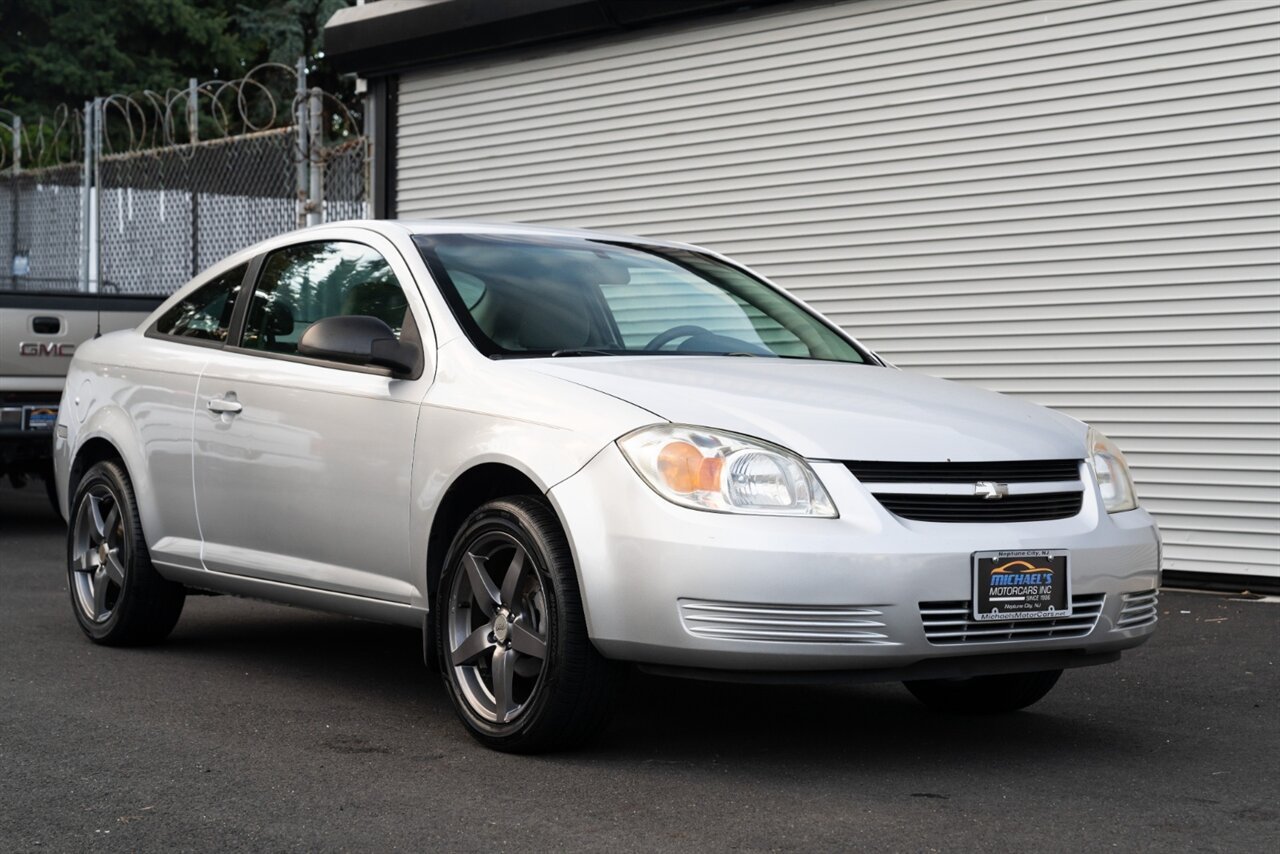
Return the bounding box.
[519,357,1086,461]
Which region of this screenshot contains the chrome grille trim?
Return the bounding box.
[858,480,1082,496]
[919,594,1105,645]
[1117,589,1160,629]
[846,459,1082,483]
[678,599,897,645]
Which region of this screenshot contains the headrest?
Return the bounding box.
[252,295,293,336]
[516,286,592,351]
[342,280,406,323]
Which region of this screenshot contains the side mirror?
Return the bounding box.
[297,315,420,376]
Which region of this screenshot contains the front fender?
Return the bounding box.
[408,347,661,605]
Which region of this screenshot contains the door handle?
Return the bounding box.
[207,396,242,415]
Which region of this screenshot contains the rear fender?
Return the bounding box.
[71,404,156,536]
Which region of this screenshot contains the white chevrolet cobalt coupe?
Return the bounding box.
[54,220,1160,752]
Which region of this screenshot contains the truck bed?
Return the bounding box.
[1,292,166,487]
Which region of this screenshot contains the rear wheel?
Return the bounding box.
[67,460,185,645]
[904,669,1063,714]
[436,496,624,753]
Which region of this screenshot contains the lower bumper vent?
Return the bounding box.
[1117,589,1159,629]
[919,594,1104,645]
[678,599,896,645]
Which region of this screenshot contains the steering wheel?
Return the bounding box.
[644,324,713,351]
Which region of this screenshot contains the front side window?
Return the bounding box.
[153,264,246,342]
[413,233,866,363]
[241,241,408,356]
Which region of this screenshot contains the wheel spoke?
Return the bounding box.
[103,505,120,540]
[74,548,93,574]
[508,621,546,660]
[499,547,526,605]
[92,570,109,619]
[87,493,107,541]
[491,647,514,723]
[452,624,495,666]
[103,550,126,586]
[464,553,500,617]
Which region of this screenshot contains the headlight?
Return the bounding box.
[617,424,837,517]
[1088,427,1138,513]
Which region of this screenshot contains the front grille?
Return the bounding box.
[846,459,1081,484]
[847,459,1086,523]
[919,594,1104,645]
[678,599,896,645]
[875,492,1083,523]
[1117,589,1159,629]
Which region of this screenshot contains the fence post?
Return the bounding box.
[187,78,199,144]
[186,77,201,276]
[79,103,92,292]
[190,189,200,278]
[9,115,19,289]
[92,97,102,294]
[307,87,323,227]
[295,58,309,229]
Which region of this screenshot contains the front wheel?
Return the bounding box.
[67,460,185,645]
[436,496,624,753]
[904,669,1063,714]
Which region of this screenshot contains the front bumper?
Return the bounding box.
[547,444,1160,674]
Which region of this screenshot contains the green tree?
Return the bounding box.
[235,0,360,138]
[0,0,241,117]
[0,0,355,123]
[236,0,352,89]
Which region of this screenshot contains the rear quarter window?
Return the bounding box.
[153,265,247,341]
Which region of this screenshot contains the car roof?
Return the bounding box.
[334,219,702,252]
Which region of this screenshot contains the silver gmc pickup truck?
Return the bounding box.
[0,292,163,510]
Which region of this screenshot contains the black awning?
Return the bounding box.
[325,0,790,76]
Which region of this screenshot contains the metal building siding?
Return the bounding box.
[395,0,1280,578]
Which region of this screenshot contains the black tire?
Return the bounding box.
[66,460,185,645]
[436,496,625,753]
[904,669,1063,714]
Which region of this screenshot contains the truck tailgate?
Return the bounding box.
[0,294,165,391]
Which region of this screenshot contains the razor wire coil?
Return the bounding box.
[1,64,368,295]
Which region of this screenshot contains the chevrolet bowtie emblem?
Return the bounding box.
[974,481,1009,500]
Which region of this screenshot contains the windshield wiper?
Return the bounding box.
[546,348,775,358]
[549,348,619,357]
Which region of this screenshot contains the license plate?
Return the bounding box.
[23,406,58,431]
[972,550,1070,621]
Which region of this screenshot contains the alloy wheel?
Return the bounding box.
[70,484,127,624]
[446,531,550,724]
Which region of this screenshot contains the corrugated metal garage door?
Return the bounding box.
[395,0,1280,579]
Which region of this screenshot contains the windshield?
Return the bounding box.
[413,233,868,363]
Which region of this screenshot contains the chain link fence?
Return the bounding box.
[1,63,368,296]
[321,137,370,225]
[0,163,85,292]
[98,128,301,294]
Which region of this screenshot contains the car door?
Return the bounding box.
[192,235,433,603]
[127,262,250,571]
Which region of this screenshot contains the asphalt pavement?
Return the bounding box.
[2,480,1277,853]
